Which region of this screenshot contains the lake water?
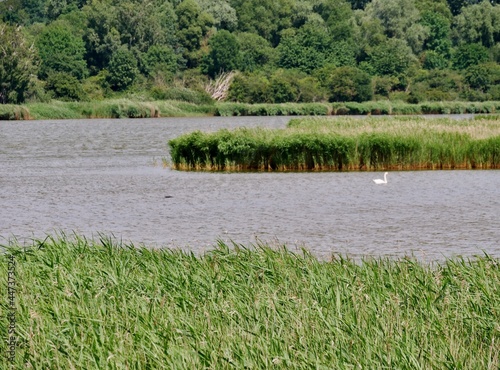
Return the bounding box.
[1,116,499,261]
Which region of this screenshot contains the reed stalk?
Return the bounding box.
[1,235,498,369]
[169,117,500,171]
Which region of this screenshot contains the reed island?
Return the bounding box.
[169,115,500,171]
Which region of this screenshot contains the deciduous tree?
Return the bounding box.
[36,21,88,80]
[0,23,38,104]
[202,30,240,77]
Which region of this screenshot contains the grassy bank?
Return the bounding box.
[0,235,498,369]
[0,99,217,120]
[3,100,500,120]
[215,101,500,116]
[169,116,500,171]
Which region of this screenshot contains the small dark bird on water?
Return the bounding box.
[164,195,173,198]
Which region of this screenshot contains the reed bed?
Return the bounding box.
[215,102,331,116]
[0,100,216,120]
[0,235,498,369]
[4,100,500,120]
[0,104,32,120]
[215,101,500,117]
[169,116,500,171]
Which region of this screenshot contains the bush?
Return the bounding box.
[107,47,139,91]
[150,86,214,105]
[227,70,325,104]
[45,72,87,101]
[141,45,178,77]
[372,76,398,97]
[326,66,373,102]
[452,43,490,70]
[464,63,500,92]
[422,51,449,70]
[201,30,240,78]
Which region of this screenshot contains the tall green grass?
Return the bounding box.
[3,100,500,120]
[169,117,500,171]
[1,235,498,369]
[0,104,32,120]
[0,100,216,120]
[215,101,500,117]
[215,102,330,116]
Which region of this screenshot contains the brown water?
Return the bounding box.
[1,116,499,261]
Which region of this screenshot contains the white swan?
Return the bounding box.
[373,172,388,184]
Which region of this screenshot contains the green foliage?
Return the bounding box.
[0,104,32,119]
[198,0,237,30]
[4,0,500,104]
[228,70,325,103]
[363,0,427,53]
[141,45,178,77]
[0,22,38,104]
[214,102,329,116]
[150,86,214,105]
[453,1,500,48]
[2,235,499,368]
[201,30,240,78]
[227,72,270,103]
[452,43,490,70]
[107,47,139,91]
[115,0,177,53]
[277,21,356,73]
[82,1,121,73]
[464,62,500,92]
[230,0,296,46]
[36,22,88,80]
[420,11,451,56]
[268,69,298,103]
[45,71,87,101]
[325,66,373,102]
[169,117,500,170]
[409,69,463,102]
[277,23,333,72]
[372,76,398,97]
[366,38,417,77]
[313,0,354,41]
[422,51,449,70]
[176,0,213,56]
[237,32,276,72]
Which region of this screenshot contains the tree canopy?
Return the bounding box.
[2,0,500,104]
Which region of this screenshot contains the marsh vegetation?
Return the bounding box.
[0,235,498,369]
[169,116,500,171]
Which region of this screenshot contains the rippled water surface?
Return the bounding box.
[1,116,499,261]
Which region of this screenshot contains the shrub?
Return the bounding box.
[107,47,139,91]
[45,72,87,101]
[326,66,373,102]
[422,51,449,70]
[150,87,213,105]
[452,43,490,70]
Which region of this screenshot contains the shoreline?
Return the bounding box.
[2,99,500,120]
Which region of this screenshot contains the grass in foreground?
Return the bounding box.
[1,235,499,369]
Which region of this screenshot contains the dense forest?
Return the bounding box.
[2,0,500,105]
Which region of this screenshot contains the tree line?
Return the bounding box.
[2,0,500,105]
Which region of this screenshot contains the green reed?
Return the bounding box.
[214,101,500,117]
[4,100,500,120]
[169,117,500,171]
[0,235,498,369]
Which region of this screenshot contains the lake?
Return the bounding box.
[1,116,498,261]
